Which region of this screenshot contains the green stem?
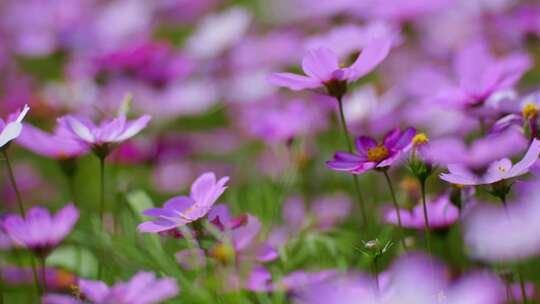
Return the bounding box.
[40,257,47,295]
[371,257,380,293]
[336,97,368,225]
[382,170,407,251]
[2,150,25,216]
[97,156,106,280]
[30,258,41,297]
[420,180,432,256]
[99,156,106,224]
[518,267,528,304]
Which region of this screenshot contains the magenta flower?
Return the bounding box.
[43,271,179,304]
[209,214,278,264]
[17,122,89,159]
[297,254,505,304]
[138,172,229,233]
[268,37,391,94]
[326,127,416,174]
[62,113,151,156]
[3,204,79,257]
[434,40,531,109]
[440,139,540,185]
[384,195,459,230]
[422,130,527,169]
[464,196,540,262]
[0,104,30,149]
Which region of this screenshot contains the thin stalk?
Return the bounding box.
[382,170,407,251]
[40,257,47,294]
[30,258,41,297]
[2,150,41,298]
[420,180,432,256]
[99,156,105,224]
[67,175,77,206]
[2,150,25,216]
[97,156,106,280]
[371,257,380,294]
[336,97,367,225]
[518,267,528,304]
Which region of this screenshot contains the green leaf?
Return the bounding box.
[47,245,98,278]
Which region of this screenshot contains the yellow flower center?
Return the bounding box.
[412,133,429,146]
[209,243,235,264]
[498,165,507,173]
[367,145,389,162]
[522,102,538,120]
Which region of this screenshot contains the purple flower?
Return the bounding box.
[245,266,337,294]
[440,139,540,185]
[138,172,229,233]
[62,113,151,153]
[433,40,531,109]
[464,183,540,262]
[384,195,459,230]
[209,214,278,264]
[326,127,416,174]
[0,104,30,149]
[2,266,76,291]
[175,248,206,270]
[297,254,505,304]
[17,121,89,159]
[94,41,193,86]
[3,204,79,257]
[207,204,248,232]
[43,271,179,304]
[268,37,392,94]
[423,130,528,169]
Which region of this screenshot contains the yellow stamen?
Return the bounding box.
[412,133,429,146]
[209,243,235,264]
[367,145,389,162]
[522,102,538,120]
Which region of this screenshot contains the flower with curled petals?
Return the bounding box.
[440,138,540,186]
[62,113,151,158]
[138,172,229,233]
[269,37,392,97]
[326,127,416,175]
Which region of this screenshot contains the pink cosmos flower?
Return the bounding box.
[384,195,459,230]
[206,211,278,265]
[440,139,540,185]
[246,266,337,294]
[433,40,531,109]
[268,37,392,93]
[138,172,229,233]
[0,104,30,149]
[269,194,351,247]
[464,199,540,262]
[296,254,505,304]
[62,113,151,150]
[43,271,179,304]
[326,127,415,174]
[17,121,89,159]
[422,130,527,169]
[3,204,79,257]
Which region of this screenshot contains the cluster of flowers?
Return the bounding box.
[2,0,540,303]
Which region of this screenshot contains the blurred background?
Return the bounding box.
[2,0,540,302]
